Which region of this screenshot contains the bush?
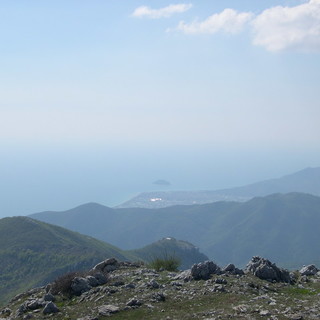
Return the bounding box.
[51,271,83,296]
[51,267,110,297]
[149,255,180,272]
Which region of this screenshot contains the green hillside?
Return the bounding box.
[204,193,320,268]
[31,193,320,269]
[130,237,208,270]
[0,216,134,306]
[0,217,208,306]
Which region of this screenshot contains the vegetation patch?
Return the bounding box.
[148,255,180,272]
[281,286,319,296]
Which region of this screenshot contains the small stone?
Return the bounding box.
[148,279,160,289]
[43,293,55,302]
[288,315,303,320]
[112,280,125,287]
[98,304,120,316]
[45,284,51,293]
[260,310,271,316]
[213,284,225,292]
[126,298,143,307]
[26,299,44,311]
[1,308,12,316]
[152,292,166,302]
[232,305,248,313]
[215,278,227,285]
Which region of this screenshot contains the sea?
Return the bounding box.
[1,144,319,218]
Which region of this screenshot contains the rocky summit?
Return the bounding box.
[1,258,320,320]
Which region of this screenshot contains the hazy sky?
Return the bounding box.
[0,1,320,216]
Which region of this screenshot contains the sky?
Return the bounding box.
[0,0,320,217]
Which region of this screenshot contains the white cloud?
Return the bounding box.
[132,4,192,19]
[175,8,253,34]
[252,0,320,52]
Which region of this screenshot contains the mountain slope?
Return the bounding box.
[204,193,320,268]
[217,167,320,197]
[0,216,133,305]
[0,217,208,306]
[30,192,320,269]
[118,167,320,208]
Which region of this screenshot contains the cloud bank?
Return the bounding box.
[168,0,320,52]
[177,9,253,35]
[132,4,192,19]
[252,0,320,52]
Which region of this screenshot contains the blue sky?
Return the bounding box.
[0,1,320,216]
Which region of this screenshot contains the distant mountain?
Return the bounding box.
[131,237,208,270]
[0,216,133,305]
[118,167,320,208]
[30,192,320,269]
[217,167,320,197]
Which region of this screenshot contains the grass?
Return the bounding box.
[148,255,180,272]
[281,286,319,296]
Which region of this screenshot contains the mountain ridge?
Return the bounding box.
[30,192,320,269]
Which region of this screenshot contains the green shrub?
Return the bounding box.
[51,271,83,296]
[149,255,180,272]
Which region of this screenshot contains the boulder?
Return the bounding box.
[71,277,91,296]
[1,308,11,316]
[299,264,319,276]
[25,299,44,310]
[245,256,291,283]
[222,263,244,276]
[43,293,55,302]
[92,258,119,273]
[147,279,160,289]
[43,302,59,314]
[191,261,221,280]
[98,304,119,316]
[92,272,108,285]
[86,275,99,287]
[173,269,192,282]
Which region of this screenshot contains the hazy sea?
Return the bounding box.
[1,144,319,218]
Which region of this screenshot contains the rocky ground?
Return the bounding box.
[1,257,320,320]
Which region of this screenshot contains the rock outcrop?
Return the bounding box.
[91,258,118,273]
[245,256,292,283]
[2,257,320,320]
[191,260,221,280]
[299,264,319,276]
